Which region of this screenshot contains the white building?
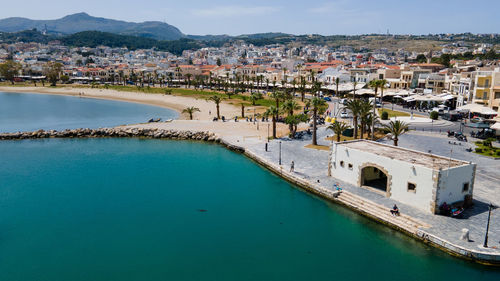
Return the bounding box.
[330,140,476,214]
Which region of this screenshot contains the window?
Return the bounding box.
[495,92,500,99]
[340,161,345,168]
[463,182,470,192]
[407,182,417,193]
[348,163,353,170]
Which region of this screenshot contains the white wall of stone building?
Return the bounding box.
[436,164,475,206]
[331,144,473,213]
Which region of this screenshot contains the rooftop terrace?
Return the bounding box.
[338,140,470,170]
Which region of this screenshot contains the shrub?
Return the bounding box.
[476,141,483,146]
[430,111,439,120]
[475,148,483,153]
[483,139,492,148]
[496,151,500,157]
[381,111,389,120]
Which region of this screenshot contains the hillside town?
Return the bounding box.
[1,39,499,119]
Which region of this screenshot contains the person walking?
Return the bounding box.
[290,161,295,172]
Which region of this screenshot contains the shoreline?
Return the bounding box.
[0,86,242,121]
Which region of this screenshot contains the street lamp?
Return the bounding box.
[279,141,282,165]
[267,123,270,142]
[483,203,495,248]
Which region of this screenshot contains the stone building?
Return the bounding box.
[330,140,476,213]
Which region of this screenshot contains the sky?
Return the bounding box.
[1,0,499,36]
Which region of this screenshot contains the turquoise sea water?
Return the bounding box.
[1,138,499,281]
[0,92,178,132]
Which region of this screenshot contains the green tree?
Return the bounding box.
[60,74,70,84]
[44,62,63,86]
[250,92,263,105]
[383,120,408,146]
[285,114,308,138]
[0,60,21,84]
[265,106,280,139]
[358,99,373,139]
[182,106,201,120]
[416,54,427,63]
[327,121,350,142]
[282,99,301,136]
[311,97,327,145]
[345,99,362,139]
[207,95,222,119]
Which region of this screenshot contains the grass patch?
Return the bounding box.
[325,131,387,142]
[304,144,330,151]
[378,108,410,118]
[474,141,500,158]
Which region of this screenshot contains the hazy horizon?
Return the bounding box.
[1,0,499,36]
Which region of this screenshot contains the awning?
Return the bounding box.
[457,104,498,115]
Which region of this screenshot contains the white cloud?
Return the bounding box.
[191,5,279,17]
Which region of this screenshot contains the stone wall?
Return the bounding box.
[0,128,219,142]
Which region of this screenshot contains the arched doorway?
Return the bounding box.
[360,166,389,194]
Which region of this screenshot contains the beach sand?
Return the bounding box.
[0,86,295,138]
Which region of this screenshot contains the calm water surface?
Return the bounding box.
[0,138,498,281]
[0,91,178,132]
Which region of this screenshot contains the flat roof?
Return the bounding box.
[338,140,470,170]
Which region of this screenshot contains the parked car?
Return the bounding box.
[340,98,348,105]
[340,111,350,118]
[323,97,332,101]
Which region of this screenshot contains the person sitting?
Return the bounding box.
[390,204,400,216]
[439,202,451,216]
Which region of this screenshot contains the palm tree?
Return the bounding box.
[240,103,245,118]
[352,81,358,99]
[369,79,383,140]
[364,112,379,139]
[250,92,262,105]
[345,99,362,139]
[270,91,283,111]
[383,120,408,146]
[311,97,327,145]
[299,77,307,102]
[327,121,350,142]
[282,99,300,135]
[334,77,341,98]
[358,99,372,139]
[182,107,201,120]
[265,106,280,139]
[379,79,388,109]
[311,81,322,98]
[185,73,192,88]
[207,95,222,119]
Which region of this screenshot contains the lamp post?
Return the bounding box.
[483,203,494,248]
[253,108,256,125]
[279,141,282,165]
[267,123,270,142]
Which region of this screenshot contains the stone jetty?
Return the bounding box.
[0,128,219,142]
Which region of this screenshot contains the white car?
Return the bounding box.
[340,111,350,118]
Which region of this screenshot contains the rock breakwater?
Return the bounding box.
[0,128,219,142]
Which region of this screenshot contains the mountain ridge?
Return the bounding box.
[0,12,184,40]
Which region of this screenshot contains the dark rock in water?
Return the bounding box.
[197,209,207,212]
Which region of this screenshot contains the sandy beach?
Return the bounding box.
[0,86,293,137]
[0,86,243,121]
